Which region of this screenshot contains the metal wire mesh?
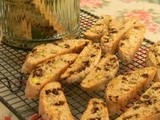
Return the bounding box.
[0,10,154,120]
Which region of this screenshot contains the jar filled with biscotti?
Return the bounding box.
[0,0,80,49]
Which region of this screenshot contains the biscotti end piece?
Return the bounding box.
[39,82,74,120]
[105,67,157,116]
[84,15,112,43]
[81,53,119,91]
[25,53,78,99]
[80,98,109,120]
[61,43,101,84]
[101,17,139,54]
[116,82,160,120]
[118,23,146,63]
[146,41,160,82]
[21,39,91,74]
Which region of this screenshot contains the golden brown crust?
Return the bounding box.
[21,39,91,74]
[84,15,112,43]
[39,82,74,120]
[118,23,146,63]
[80,53,119,91]
[101,17,139,54]
[116,82,160,120]
[25,53,78,99]
[106,67,157,116]
[146,41,160,82]
[61,43,101,84]
[81,98,109,120]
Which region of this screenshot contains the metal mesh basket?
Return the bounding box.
[0,9,154,120]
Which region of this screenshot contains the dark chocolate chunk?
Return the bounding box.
[64,44,70,48]
[132,105,140,110]
[91,107,99,114]
[152,86,160,90]
[89,117,101,120]
[114,96,119,102]
[36,83,41,85]
[142,94,150,100]
[119,42,125,47]
[96,67,101,71]
[82,60,90,67]
[69,71,74,74]
[103,39,109,43]
[33,68,43,77]
[92,101,99,106]
[104,67,109,71]
[90,54,96,58]
[45,89,51,95]
[109,28,118,34]
[52,89,59,95]
[157,63,160,66]
[141,73,148,78]
[122,77,127,80]
[54,101,65,106]
[110,57,117,63]
[123,114,139,120]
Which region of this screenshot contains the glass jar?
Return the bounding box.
[0,0,80,49]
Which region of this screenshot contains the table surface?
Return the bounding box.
[1,0,160,120]
[81,0,160,43]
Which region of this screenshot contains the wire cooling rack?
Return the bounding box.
[0,9,154,120]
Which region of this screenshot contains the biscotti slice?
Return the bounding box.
[81,53,119,91]
[105,67,157,116]
[80,98,109,120]
[146,41,160,81]
[21,39,90,74]
[39,82,74,120]
[116,82,160,120]
[118,23,146,63]
[84,15,112,42]
[101,17,138,54]
[61,43,101,84]
[25,53,78,99]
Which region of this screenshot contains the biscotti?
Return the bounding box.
[21,39,90,74]
[81,53,119,91]
[101,17,138,54]
[61,43,101,84]
[116,82,160,120]
[105,67,157,116]
[146,41,160,81]
[25,53,78,99]
[118,23,146,63]
[80,98,109,120]
[84,15,112,43]
[39,82,74,120]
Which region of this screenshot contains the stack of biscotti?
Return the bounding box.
[84,15,112,42]
[116,82,160,120]
[105,67,157,116]
[39,82,74,120]
[25,53,78,99]
[101,17,138,54]
[146,41,160,81]
[81,53,119,91]
[21,39,90,74]
[118,22,146,63]
[81,98,109,120]
[61,43,101,84]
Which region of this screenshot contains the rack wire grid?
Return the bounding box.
[0,9,154,120]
